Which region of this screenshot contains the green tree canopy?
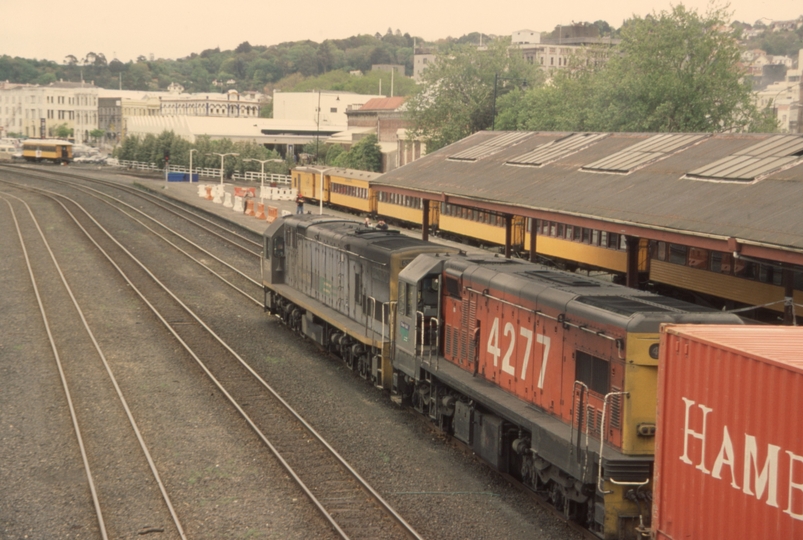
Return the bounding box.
[405,38,542,151]
[497,4,777,133]
[332,134,382,172]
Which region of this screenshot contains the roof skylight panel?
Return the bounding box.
[448,131,532,161]
[582,133,706,174]
[506,132,608,166]
[686,135,803,182]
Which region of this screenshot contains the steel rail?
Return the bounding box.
[10,180,423,540]
[2,191,188,538]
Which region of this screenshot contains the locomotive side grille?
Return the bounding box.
[596,410,604,437]
[445,325,452,356]
[453,327,459,361]
[586,405,597,436]
[459,297,471,361]
[468,298,477,362]
[609,389,622,431]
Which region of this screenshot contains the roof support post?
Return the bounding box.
[626,235,640,289]
[422,199,430,242]
[529,218,538,263]
[505,214,512,259]
[784,267,796,325]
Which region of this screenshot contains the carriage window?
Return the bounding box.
[582,228,591,244]
[600,231,608,247]
[591,230,599,245]
[574,226,582,241]
[575,351,609,395]
[688,248,709,269]
[668,244,687,265]
[565,226,573,240]
[609,233,619,250]
[710,251,722,272]
[734,259,756,280]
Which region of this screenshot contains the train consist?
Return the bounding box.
[22,139,73,164]
[292,167,802,321]
[261,213,744,539]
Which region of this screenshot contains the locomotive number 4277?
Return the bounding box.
[486,317,551,389]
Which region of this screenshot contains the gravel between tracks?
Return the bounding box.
[1,167,582,540]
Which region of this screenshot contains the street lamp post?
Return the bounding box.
[189,149,197,182]
[207,152,239,185]
[306,166,333,215]
[243,158,285,190]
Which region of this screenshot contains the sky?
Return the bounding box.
[1,0,798,63]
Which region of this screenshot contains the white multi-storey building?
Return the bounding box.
[0,81,98,143]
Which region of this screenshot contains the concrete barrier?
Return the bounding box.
[244,199,255,216]
[212,185,224,204]
[233,195,244,212]
[255,202,266,220]
[267,206,279,223]
[234,187,256,198]
[223,192,233,208]
[260,186,298,201]
[197,184,207,197]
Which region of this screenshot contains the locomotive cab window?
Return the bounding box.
[273,237,285,258]
[575,351,610,395]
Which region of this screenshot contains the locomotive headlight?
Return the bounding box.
[637,423,656,437]
[649,343,660,359]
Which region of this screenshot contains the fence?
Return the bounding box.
[116,160,291,185]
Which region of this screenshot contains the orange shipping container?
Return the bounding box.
[653,325,803,539]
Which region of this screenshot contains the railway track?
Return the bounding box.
[2,170,422,539]
[1,191,187,539]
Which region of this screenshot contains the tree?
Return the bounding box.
[497,4,777,134]
[54,124,73,139]
[332,134,382,172]
[405,38,542,151]
[89,128,105,145]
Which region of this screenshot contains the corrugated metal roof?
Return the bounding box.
[358,97,406,111]
[507,132,608,167]
[373,131,803,253]
[687,135,803,181]
[582,133,706,173]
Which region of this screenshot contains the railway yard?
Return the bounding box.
[0,164,583,539]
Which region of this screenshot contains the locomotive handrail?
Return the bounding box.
[366,296,377,338]
[388,302,397,361]
[429,318,440,370]
[416,310,426,362]
[571,381,592,484]
[597,391,649,494]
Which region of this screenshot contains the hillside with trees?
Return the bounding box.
[0,29,437,95]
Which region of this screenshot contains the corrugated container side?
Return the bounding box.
[653,326,803,540]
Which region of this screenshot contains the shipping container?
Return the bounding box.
[653,325,803,539]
